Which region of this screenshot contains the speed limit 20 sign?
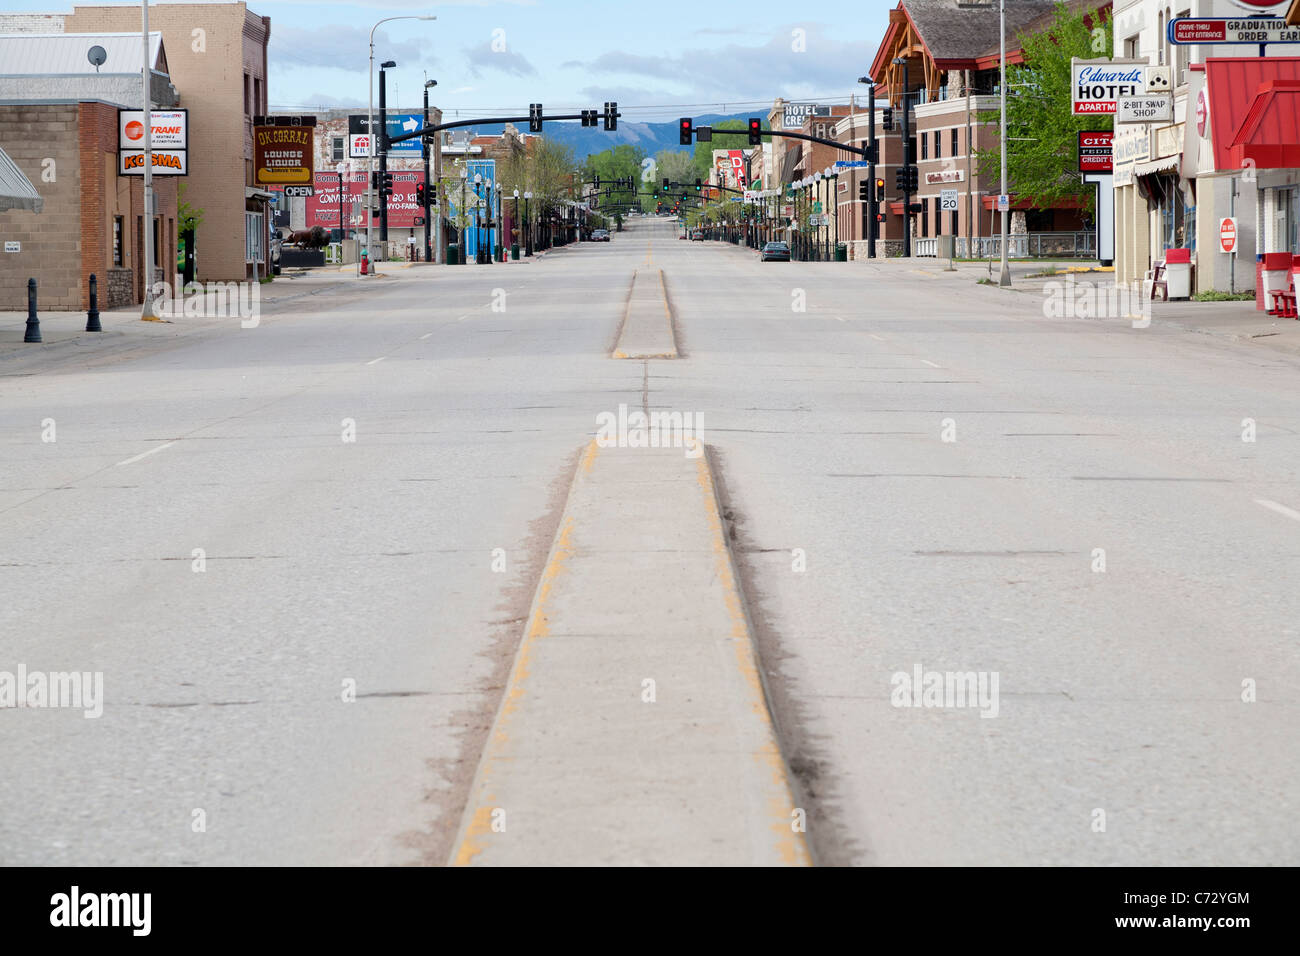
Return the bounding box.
[939,189,959,211]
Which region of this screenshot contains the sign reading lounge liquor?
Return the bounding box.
[1071,58,1148,115]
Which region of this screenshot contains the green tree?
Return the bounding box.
[975,1,1113,214]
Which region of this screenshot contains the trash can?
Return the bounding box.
[835,243,848,262]
[511,243,520,261]
[1164,247,1193,300]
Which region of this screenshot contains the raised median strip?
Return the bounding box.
[449,439,809,866]
[612,268,678,359]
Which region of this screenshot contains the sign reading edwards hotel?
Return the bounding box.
[1071,58,1147,115]
[253,116,317,188]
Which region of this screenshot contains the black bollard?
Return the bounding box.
[86,273,102,332]
[23,277,41,343]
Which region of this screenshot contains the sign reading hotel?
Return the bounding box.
[1071,59,1147,114]
[254,116,316,187]
[1169,17,1300,44]
[117,108,188,176]
[781,103,829,129]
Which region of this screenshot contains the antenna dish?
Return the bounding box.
[87,45,107,71]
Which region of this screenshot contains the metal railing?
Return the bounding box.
[950,232,1097,259]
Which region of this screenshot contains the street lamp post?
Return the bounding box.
[512,188,520,259]
[367,13,434,277]
[893,55,912,258]
[999,0,1011,287]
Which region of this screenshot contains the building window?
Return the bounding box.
[934,130,941,159]
[1124,35,1139,59]
[113,216,123,266]
[951,128,959,156]
[153,217,162,267]
[921,134,928,160]
[332,136,344,162]
[243,72,251,114]
[921,199,928,237]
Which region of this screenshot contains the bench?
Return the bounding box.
[1270,285,1297,319]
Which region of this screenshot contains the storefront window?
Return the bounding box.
[245,211,264,263]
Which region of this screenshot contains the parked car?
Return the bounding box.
[591,229,611,242]
[760,241,790,262]
[690,230,704,241]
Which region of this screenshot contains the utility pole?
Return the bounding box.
[140,0,158,320]
[999,0,1011,287]
[866,80,877,258]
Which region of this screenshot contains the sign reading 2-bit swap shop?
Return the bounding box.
[253,115,317,187]
[1071,58,1149,115]
[117,108,188,175]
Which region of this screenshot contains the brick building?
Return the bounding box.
[0,33,179,310]
[858,0,1104,258]
[59,3,272,282]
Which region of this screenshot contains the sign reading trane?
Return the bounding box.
[1072,59,1147,114]
[118,109,188,149]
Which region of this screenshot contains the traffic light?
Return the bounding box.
[748,117,761,145]
[581,109,597,127]
[882,107,893,131]
[876,212,886,222]
[381,172,394,197]
[529,103,543,133]
[694,179,701,192]
[663,177,670,189]
[875,177,885,202]
[858,181,869,202]
[604,101,617,131]
[416,183,426,205]
[907,166,919,192]
[679,118,693,146]
[895,167,908,194]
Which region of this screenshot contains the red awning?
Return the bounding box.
[1228,80,1300,170]
[1206,57,1300,171]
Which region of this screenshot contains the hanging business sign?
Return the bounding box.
[347,114,423,157]
[1117,96,1174,124]
[253,119,315,186]
[117,109,189,175]
[1078,130,1114,172]
[118,109,188,149]
[1168,17,1300,44]
[1072,58,1148,114]
[117,149,187,175]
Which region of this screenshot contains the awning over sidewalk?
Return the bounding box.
[0,145,42,213]
[1205,57,1300,171]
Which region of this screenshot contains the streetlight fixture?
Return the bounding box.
[367,13,435,276]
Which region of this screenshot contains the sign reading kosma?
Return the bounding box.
[118,149,187,175]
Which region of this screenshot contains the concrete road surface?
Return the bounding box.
[2,216,1297,865]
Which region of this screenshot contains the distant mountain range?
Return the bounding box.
[440,113,754,161]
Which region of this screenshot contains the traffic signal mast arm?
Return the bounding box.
[699,123,878,163]
[387,104,621,147]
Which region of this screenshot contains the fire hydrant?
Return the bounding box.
[360,252,369,275]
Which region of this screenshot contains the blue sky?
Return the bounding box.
[9,0,892,120]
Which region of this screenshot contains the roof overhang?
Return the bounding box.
[1288,0,1299,26]
[1228,80,1300,170]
